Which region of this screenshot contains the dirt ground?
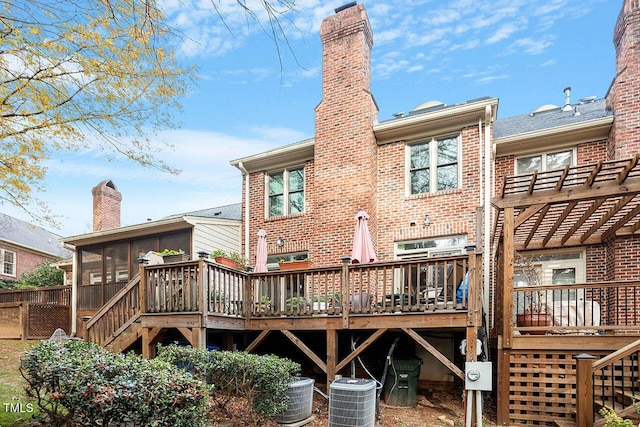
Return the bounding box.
[210,385,498,427]
[1,340,497,427]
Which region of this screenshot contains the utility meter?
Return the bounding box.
[465,362,492,391]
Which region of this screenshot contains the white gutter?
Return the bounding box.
[483,105,492,330]
[0,238,68,258]
[237,162,251,260]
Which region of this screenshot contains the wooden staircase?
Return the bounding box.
[566,338,640,427]
[85,274,142,352]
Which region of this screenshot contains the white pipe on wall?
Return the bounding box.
[483,105,492,330]
[237,162,251,260]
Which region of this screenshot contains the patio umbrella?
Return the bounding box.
[350,210,377,264]
[254,228,268,273]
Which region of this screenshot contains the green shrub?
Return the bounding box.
[157,344,301,425]
[19,262,64,288]
[20,340,208,427]
[0,278,18,289]
[600,407,636,426]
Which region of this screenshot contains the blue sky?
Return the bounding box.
[5,0,619,237]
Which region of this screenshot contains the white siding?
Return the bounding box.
[192,221,241,255]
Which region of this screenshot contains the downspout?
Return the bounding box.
[237,162,251,260]
[483,105,492,330]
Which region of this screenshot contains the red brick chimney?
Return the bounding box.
[312,3,378,266]
[607,0,640,159]
[92,180,122,231]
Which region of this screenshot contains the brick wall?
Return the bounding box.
[312,3,378,267]
[607,0,640,159]
[243,161,316,264]
[242,4,487,267]
[377,126,482,261]
[0,242,54,281]
[92,180,122,232]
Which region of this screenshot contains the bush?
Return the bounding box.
[600,405,640,427]
[20,340,208,427]
[0,278,18,289]
[157,344,301,426]
[19,262,64,288]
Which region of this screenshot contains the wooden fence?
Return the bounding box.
[0,286,72,339]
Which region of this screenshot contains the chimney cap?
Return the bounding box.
[335,1,357,14]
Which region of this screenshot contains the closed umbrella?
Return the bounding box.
[254,228,268,273]
[350,210,377,264]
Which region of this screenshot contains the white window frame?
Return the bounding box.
[406,134,461,196]
[1,249,16,277]
[394,236,467,295]
[515,148,576,175]
[514,249,586,318]
[266,166,305,218]
[395,235,468,260]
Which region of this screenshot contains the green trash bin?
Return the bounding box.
[382,358,422,407]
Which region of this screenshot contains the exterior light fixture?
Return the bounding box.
[276,237,284,247]
[197,250,209,258]
[424,215,430,227]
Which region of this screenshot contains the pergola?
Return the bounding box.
[491,155,640,425]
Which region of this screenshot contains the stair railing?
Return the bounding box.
[85,274,141,348]
[575,338,640,427]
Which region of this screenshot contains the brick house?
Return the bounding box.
[228,1,640,425]
[65,2,640,425]
[231,4,496,270]
[0,212,71,285]
[230,4,498,387]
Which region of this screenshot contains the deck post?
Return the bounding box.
[243,275,252,320]
[574,353,595,427]
[341,257,350,329]
[138,258,148,314]
[326,329,337,392]
[501,207,514,349]
[496,346,511,425]
[193,258,208,350]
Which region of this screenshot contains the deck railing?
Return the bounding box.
[0,285,71,305]
[85,275,141,347]
[513,281,640,335]
[144,262,202,313]
[574,338,640,427]
[139,255,472,318]
[78,282,127,311]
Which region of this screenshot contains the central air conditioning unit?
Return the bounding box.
[328,378,376,427]
[274,377,315,424]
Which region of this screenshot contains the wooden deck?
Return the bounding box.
[493,157,640,426]
[83,253,484,386]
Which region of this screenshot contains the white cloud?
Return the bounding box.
[486,22,523,44]
[508,36,554,55]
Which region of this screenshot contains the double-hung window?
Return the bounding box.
[516,149,574,175]
[1,249,16,277]
[268,167,305,217]
[408,135,460,195]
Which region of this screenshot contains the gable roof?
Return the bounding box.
[493,98,614,156]
[494,98,612,139]
[164,203,242,221]
[61,203,242,247]
[0,212,72,258]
